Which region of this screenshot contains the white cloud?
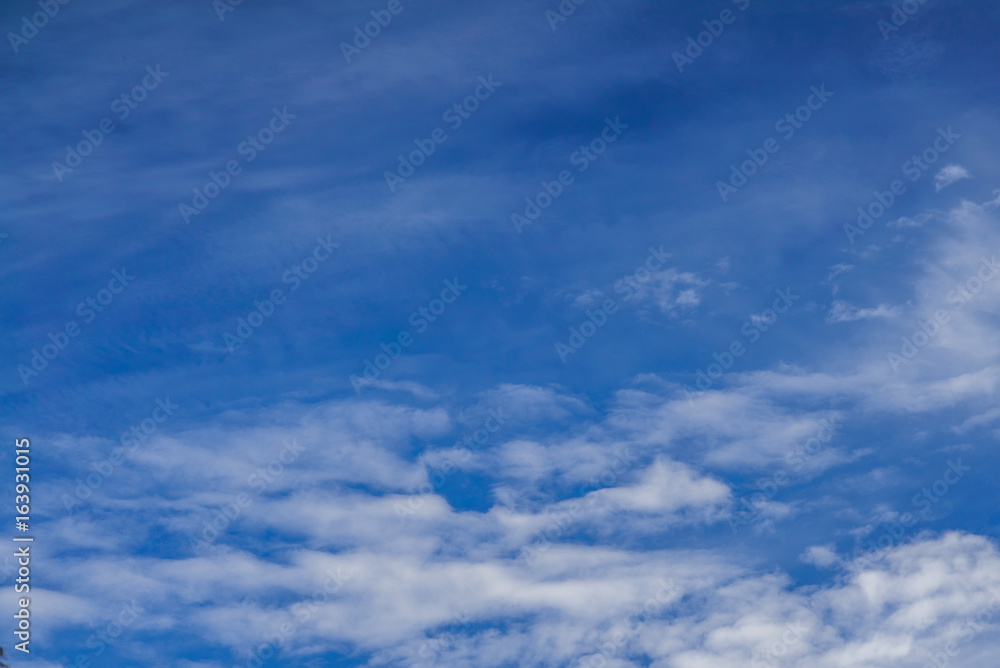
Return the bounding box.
[827,300,900,323]
[352,378,442,400]
[801,544,841,568]
[935,164,972,191]
[28,364,1000,667]
[65,531,998,668]
[827,263,854,280]
[33,185,1000,664]
[571,288,605,308]
[825,263,854,295]
[624,267,710,314]
[953,406,1000,434]
[472,383,590,426]
[595,458,729,513]
[608,386,842,470]
[888,213,932,228]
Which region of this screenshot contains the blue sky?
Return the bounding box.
[3,0,1000,666]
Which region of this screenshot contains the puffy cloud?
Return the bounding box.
[935,165,972,191]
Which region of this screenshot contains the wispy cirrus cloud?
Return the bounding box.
[827,300,900,323]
